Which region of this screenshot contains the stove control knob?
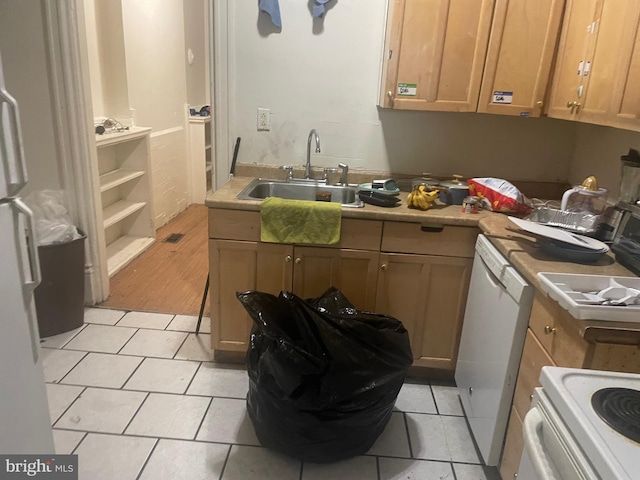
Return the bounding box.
[544,325,557,335]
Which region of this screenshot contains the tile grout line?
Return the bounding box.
[375,456,381,480]
[402,412,414,459]
[135,437,160,480]
[68,431,89,456]
[192,396,214,441]
[121,391,151,435]
[172,331,192,360]
[217,444,233,480]
[50,386,88,427]
[184,361,205,394]
[49,350,90,385]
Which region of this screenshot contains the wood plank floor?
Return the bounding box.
[100,204,210,315]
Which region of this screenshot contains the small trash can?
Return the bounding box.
[34,231,86,338]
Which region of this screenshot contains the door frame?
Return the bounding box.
[42,0,107,303]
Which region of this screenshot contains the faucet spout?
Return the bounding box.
[306,129,321,179]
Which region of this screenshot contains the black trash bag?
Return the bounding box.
[237,287,413,463]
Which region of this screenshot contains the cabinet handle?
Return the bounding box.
[544,325,557,335]
[295,257,302,264]
[381,263,388,271]
[469,387,473,396]
[387,90,394,107]
[566,101,580,112]
[285,255,292,263]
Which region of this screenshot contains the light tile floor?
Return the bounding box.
[41,307,501,480]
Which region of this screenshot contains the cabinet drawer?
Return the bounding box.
[209,208,383,250]
[528,291,590,367]
[513,329,555,420]
[381,221,478,258]
[499,406,524,480]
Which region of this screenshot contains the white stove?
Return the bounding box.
[519,366,640,480]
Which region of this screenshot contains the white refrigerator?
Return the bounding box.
[0,48,54,453]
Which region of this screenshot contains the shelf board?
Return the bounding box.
[103,200,147,229]
[96,126,152,148]
[106,235,155,277]
[100,169,145,192]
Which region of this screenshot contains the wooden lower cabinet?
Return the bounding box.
[209,240,293,354]
[499,290,640,479]
[375,252,472,371]
[208,209,478,374]
[499,407,524,480]
[209,239,379,356]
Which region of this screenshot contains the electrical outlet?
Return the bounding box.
[257,108,270,131]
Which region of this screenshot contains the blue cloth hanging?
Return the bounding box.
[312,0,331,18]
[259,0,282,28]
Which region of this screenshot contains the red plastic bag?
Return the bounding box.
[468,178,532,214]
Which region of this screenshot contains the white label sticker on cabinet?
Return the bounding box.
[397,83,417,96]
[492,91,513,104]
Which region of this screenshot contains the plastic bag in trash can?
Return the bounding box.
[237,287,413,463]
[24,190,81,245]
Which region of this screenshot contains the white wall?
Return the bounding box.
[227,0,577,182]
[0,1,63,195]
[570,124,640,203]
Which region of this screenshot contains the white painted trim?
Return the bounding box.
[149,125,184,138]
[41,0,108,303]
[212,0,230,190]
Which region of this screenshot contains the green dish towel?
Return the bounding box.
[260,197,341,245]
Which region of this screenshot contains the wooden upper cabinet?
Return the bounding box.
[380,0,564,116]
[477,0,565,117]
[548,0,640,130]
[381,0,495,112]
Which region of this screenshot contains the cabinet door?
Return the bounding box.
[577,1,640,126]
[292,247,379,311]
[606,2,640,131]
[546,0,600,120]
[381,0,495,112]
[478,0,564,117]
[376,253,472,371]
[499,407,525,480]
[209,240,292,353]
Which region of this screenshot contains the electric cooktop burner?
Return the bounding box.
[591,387,640,443]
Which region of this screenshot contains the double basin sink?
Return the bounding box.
[237,178,364,208]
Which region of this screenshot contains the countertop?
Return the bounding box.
[206,176,639,337]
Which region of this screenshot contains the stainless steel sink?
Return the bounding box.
[237,178,364,208]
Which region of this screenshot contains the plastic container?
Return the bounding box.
[34,232,86,338]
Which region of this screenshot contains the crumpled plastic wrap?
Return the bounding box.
[238,287,413,463]
[24,190,81,245]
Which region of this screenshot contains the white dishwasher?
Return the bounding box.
[455,234,534,466]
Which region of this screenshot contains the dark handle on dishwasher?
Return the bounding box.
[420,224,444,233]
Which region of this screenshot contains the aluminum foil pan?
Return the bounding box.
[525,207,604,235]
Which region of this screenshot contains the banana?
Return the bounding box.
[406,189,415,208]
[415,190,430,210]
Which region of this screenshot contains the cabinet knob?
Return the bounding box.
[530,394,534,400]
[544,325,557,335]
[536,100,543,108]
[469,387,473,396]
[295,257,302,264]
[381,263,388,271]
[285,255,292,263]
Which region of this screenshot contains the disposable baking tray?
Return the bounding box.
[526,207,603,235]
[537,272,640,322]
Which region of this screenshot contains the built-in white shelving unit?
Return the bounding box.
[95,126,155,277]
[188,115,212,203]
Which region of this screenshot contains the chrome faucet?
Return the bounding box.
[305,129,321,179]
[338,162,349,185]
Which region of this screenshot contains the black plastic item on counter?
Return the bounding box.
[237,287,413,463]
[358,190,401,207]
